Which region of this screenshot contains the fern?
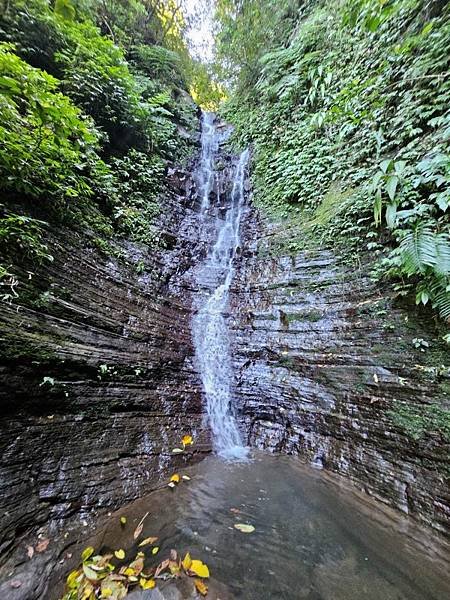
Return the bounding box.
[428,276,450,321]
[433,234,450,276]
[399,227,450,277]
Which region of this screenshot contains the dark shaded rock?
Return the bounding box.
[0,168,213,593]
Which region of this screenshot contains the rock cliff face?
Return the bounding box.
[0,160,211,586]
[231,211,450,538]
[0,118,449,597]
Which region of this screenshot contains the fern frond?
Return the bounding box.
[429,277,450,320]
[399,227,450,276]
[399,227,434,274]
[433,234,450,276]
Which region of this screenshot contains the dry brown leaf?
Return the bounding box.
[138,536,158,547]
[35,538,50,553]
[170,549,178,561]
[154,559,170,577]
[133,511,149,540]
[26,545,34,559]
[97,554,113,568]
[128,557,144,576]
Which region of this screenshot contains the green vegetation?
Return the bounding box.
[390,400,450,442]
[214,0,450,326]
[0,0,220,299]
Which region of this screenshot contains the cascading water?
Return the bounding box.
[193,113,249,460]
[197,112,219,212]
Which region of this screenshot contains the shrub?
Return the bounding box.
[0,43,103,204]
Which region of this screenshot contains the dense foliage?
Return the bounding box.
[0,42,103,203]
[215,0,450,326]
[0,0,209,297]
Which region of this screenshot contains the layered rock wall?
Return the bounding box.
[231,212,450,537]
[0,169,211,567]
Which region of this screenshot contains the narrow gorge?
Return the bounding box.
[0,0,449,599]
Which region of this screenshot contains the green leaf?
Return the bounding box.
[385,175,399,201]
[374,188,382,227]
[385,203,397,229]
[380,159,392,174]
[416,290,429,305]
[394,160,407,176]
[234,523,255,533]
[81,547,94,562]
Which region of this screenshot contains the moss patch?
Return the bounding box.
[389,400,450,443]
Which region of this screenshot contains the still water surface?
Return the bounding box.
[95,453,450,599]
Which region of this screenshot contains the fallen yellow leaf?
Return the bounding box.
[182,435,193,446]
[169,561,180,574]
[101,588,112,598]
[234,523,255,533]
[124,567,135,577]
[170,473,180,483]
[189,559,209,578]
[66,569,80,589]
[138,536,158,547]
[172,448,184,454]
[81,547,94,562]
[120,517,127,525]
[140,578,156,590]
[152,547,159,555]
[81,582,95,600]
[194,578,208,596]
[182,552,192,571]
[114,549,125,560]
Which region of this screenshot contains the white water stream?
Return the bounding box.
[192,113,249,459]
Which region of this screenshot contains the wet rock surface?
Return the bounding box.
[0,163,212,595]
[231,209,450,537]
[0,118,449,597]
[0,124,241,597]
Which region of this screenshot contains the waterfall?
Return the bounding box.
[193,113,249,460]
[197,112,219,212]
